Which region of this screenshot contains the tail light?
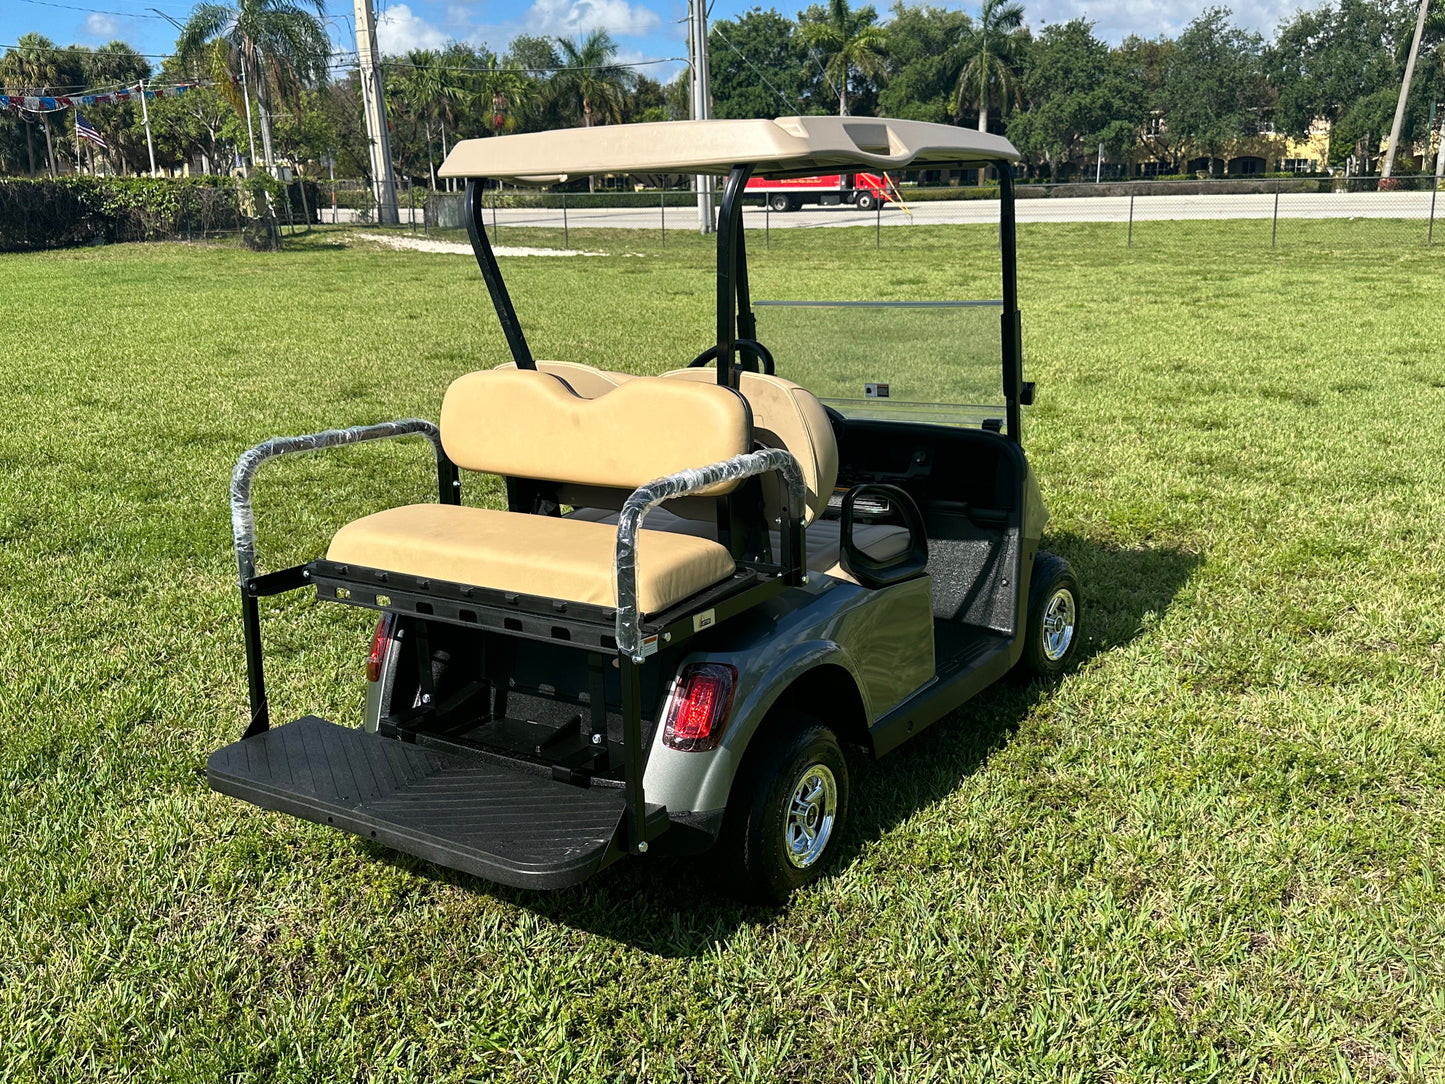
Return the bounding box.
[662,663,738,752]
[366,613,396,683]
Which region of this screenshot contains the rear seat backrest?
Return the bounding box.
[660,368,838,526]
[441,368,750,494]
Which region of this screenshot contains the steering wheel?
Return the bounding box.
[686,339,776,376]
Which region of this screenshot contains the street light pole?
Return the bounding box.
[354,0,400,224]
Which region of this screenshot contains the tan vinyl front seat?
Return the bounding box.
[658,367,837,526]
[327,369,750,614]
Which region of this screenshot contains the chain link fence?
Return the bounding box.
[326,174,1445,252]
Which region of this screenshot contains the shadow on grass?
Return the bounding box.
[368,533,1201,955]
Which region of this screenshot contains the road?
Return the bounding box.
[326,188,1442,231]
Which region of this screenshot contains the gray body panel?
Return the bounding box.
[641,571,935,814]
[360,445,1050,838]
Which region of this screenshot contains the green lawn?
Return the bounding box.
[1,224,1442,1082]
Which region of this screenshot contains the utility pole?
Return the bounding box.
[240,64,258,174]
[138,79,158,176]
[255,53,277,175]
[354,0,399,224]
[688,0,715,234]
[1382,0,1432,178]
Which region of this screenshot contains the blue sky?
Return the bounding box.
[5,0,1312,91]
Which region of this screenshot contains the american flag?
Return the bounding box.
[76,113,107,150]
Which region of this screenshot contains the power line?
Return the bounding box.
[12,0,170,18]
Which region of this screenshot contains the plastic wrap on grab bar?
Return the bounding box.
[230,419,444,587]
[614,448,804,662]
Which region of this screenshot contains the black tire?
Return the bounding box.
[768,193,792,213]
[855,191,878,211]
[1019,552,1082,679]
[717,718,850,903]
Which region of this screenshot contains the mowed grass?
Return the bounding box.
[1,222,1443,1082]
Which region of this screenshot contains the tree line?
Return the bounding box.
[2,0,1442,186]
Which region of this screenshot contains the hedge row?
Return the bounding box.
[0,176,320,252]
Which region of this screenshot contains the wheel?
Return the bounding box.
[717,719,850,902]
[855,191,878,211]
[768,193,792,213]
[1020,552,1081,678]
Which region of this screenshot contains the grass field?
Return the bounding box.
[1,223,1443,1082]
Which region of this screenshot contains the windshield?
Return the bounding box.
[752,299,1007,429]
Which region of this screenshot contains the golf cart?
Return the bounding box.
[208,116,1080,902]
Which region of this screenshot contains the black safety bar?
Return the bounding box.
[229,420,459,737]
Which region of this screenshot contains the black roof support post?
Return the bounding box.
[465,179,534,369]
[998,163,1024,443]
[715,164,755,389]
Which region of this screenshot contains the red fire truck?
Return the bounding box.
[745,172,894,212]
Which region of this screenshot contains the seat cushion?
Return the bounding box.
[328,505,736,615]
[564,506,910,584]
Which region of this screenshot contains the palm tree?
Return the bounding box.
[0,35,62,176]
[175,0,329,173]
[474,52,530,137]
[391,50,473,190]
[550,30,632,192]
[799,0,889,116]
[952,0,1026,133]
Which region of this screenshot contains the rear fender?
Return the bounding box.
[642,639,869,814]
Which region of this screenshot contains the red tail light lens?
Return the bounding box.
[662,663,738,752]
[366,613,396,683]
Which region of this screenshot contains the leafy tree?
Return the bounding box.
[878,2,970,123]
[1007,19,1143,179]
[504,36,565,133]
[1115,34,1184,170]
[709,7,815,119]
[624,75,671,123]
[1269,0,1405,165]
[175,0,330,173]
[952,0,1027,132]
[798,0,889,116]
[1163,8,1268,174]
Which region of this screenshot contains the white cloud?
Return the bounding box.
[81,12,121,40]
[376,4,451,54]
[524,0,662,39]
[1027,0,1318,41]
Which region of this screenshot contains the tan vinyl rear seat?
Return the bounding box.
[325,368,751,614]
[329,505,735,613]
[493,359,634,398]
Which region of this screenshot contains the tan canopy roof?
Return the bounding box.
[438,116,1019,184]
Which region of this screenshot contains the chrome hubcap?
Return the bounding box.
[784,764,837,869]
[1041,588,1076,661]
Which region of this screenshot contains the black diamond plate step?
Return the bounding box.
[207,715,657,889]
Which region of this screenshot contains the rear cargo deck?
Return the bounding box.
[207,715,660,889]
